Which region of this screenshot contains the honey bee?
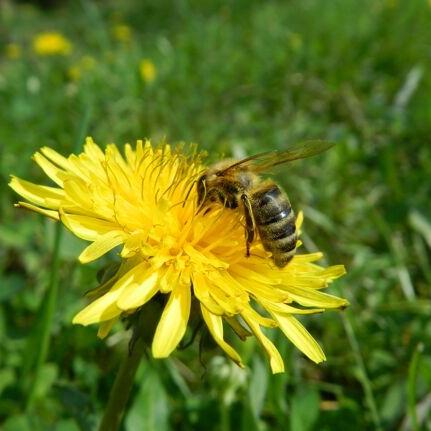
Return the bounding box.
[196,140,334,267]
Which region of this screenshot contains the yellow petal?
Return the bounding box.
[292,252,324,263]
[67,154,93,179]
[224,316,252,340]
[15,201,59,220]
[285,286,349,309]
[121,232,145,259]
[295,210,304,230]
[117,270,159,310]
[73,293,122,325]
[73,262,147,324]
[124,143,136,167]
[261,300,323,315]
[97,318,118,338]
[41,146,70,170]
[33,152,64,186]
[9,176,64,209]
[209,284,244,315]
[159,264,180,293]
[63,178,95,210]
[60,212,120,241]
[242,307,277,328]
[84,137,105,161]
[318,265,347,282]
[152,283,191,358]
[192,272,225,315]
[270,312,326,363]
[184,244,229,269]
[235,275,289,302]
[241,310,285,374]
[230,264,281,285]
[201,305,244,367]
[207,271,248,299]
[78,231,126,263]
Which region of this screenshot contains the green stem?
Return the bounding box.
[99,338,146,431]
[220,402,230,431]
[26,222,62,409]
[330,278,382,431]
[341,311,382,431]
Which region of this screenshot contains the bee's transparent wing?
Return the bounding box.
[219,140,335,174]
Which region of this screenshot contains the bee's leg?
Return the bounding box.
[241,194,255,257]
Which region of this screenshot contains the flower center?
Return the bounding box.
[169,246,182,256]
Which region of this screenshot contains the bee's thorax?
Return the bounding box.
[199,165,257,209]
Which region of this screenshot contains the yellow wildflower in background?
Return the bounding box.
[32,32,72,56]
[139,59,157,83]
[68,56,97,81]
[5,43,21,59]
[9,139,347,373]
[112,24,132,43]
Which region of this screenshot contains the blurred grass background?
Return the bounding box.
[1,0,431,430]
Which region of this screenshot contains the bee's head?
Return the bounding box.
[196,160,239,209]
[196,161,231,206]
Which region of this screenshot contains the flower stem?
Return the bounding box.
[220,403,230,431]
[341,311,382,431]
[99,337,146,431]
[25,221,62,410]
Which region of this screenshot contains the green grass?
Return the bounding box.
[1,0,431,429]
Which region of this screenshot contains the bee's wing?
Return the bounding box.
[219,140,335,174]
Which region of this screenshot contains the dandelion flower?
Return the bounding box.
[32,32,72,56]
[139,59,157,83]
[9,138,348,373]
[112,24,132,43]
[68,56,97,81]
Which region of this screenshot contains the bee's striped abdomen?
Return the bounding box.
[252,184,297,268]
